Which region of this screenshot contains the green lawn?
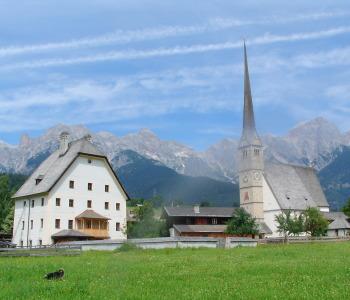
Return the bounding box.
[1,242,350,299]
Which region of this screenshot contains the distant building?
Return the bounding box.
[163,205,271,238]
[12,133,129,247]
[240,43,350,236]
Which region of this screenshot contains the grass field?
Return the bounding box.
[1,242,350,299]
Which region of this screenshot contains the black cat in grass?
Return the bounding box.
[44,269,64,280]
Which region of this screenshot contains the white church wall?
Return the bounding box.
[262,176,282,237]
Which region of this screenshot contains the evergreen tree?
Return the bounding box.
[342,198,350,217]
[0,175,12,231]
[225,208,258,236]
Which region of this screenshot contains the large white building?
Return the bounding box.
[12,133,129,247]
[239,44,342,237]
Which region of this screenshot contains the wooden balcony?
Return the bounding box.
[75,209,110,239]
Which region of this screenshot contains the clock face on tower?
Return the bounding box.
[253,171,261,181]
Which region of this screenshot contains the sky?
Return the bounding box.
[0,0,350,150]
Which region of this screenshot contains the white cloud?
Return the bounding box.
[0,11,348,58]
[2,26,350,71]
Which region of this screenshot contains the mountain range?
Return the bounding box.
[1,116,350,210]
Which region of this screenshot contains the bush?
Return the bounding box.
[116,242,139,252]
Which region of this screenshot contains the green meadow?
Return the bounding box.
[1,242,350,299]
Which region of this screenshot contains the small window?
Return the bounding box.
[212,218,218,225]
[55,219,60,229]
[116,203,120,211]
[69,180,75,189]
[31,200,35,208]
[35,178,42,185]
[88,183,93,191]
[68,220,73,230]
[22,221,25,230]
[29,240,32,247]
[56,198,61,206]
[69,199,74,207]
[88,159,92,164]
[41,198,44,206]
[20,240,23,248]
[39,240,42,246]
[23,201,26,207]
[30,220,33,229]
[105,185,109,192]
[87,200,92,208]
[105,202,109,210]
[41,218,43,229]
[116,222,120,231]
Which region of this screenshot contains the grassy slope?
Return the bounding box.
[1,243,350,299]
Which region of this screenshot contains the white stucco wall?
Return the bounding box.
[262,176,282,237]
[13,154,127,246]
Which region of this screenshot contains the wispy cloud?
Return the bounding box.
[0,11,348,58]
[2,26,350,71]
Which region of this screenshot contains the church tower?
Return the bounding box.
[238,43,264,222]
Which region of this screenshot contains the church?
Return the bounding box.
[239,44,349,237]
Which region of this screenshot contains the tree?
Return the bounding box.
[342,198,350,217]
[304,207,328,237]
[225,208,258,236]
[0,175,12,231]
[275,210,304,243]
[127,202,168,238]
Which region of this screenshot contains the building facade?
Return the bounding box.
[12,133,129,247]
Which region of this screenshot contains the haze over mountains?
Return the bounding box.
[1,117,350,209]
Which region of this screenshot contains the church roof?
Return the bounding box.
[264,162,329,210]
[240,42,262,148]
[13,136,129,199]
[164,206,235,218]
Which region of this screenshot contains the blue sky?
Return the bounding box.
[0,0,350,149]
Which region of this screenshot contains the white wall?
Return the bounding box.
[13,154,127,246]
[262,176,282,237]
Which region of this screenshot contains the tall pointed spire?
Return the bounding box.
[240,42,261,147]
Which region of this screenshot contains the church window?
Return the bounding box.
[22,221,25,230]
[24,201,26,207]
[30,220,33,229]
[41,218,43,228]
[41,198,44,206]
[31,200,35,208]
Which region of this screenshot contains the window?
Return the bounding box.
[55,219,60,229]
[23,201,26,207]
[56,198,61,206]
[22,221,25,230]
[31,200,35,208]
[88,159,92,164]
[116,203,120,211]
[29,240,32,247]
[212,218,218,225]
[69,199,74,207]
[39,240,42,246]
[88,183,93,191]
[30,220,33,230]
[20,240,23,248]
[105,185,109,192]
[69,180,75,189]
[41,198,44,206]
[87,200,92,208]
[41,218,43,229]
[105,202,109,210]
[68,220,73,230]
[116,222,120,231]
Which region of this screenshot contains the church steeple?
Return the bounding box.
[240,42,262,148]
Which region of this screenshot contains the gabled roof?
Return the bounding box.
[12,136,129,200]
[76,209,110,220]
[164,206,235,218]
[322,211,350,230]
[264,162,329,210]
[51,229,92,238]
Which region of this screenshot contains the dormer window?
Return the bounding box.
[35,175,44,185]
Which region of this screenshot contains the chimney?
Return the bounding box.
[59,132,70,156]
[84,134,92,143]
[194,205,200,214]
